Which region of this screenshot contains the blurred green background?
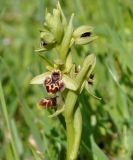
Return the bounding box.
[0,0,133,159]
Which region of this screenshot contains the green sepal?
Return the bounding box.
[62,74,78,91]
[73,25,93,37]
[30,72,51,84]
[30,71,78,91]
[76,54,96,88]
[73,25,97,45]
[74,36,97,45]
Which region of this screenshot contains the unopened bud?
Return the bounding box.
[52,8,63,43]
[38,30,56,51]
[73,25,97,45]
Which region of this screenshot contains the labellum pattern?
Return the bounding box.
[44,70,65,94]
[38,97,57,109]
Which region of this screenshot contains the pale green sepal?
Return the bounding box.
[73,25,93,37]
[30,72,51,84]
[86,54,96,78]
[82,54,96,70]
[76,54,96,88]
[62,74,78,91]
[75,36,97,45]
[73,25,97,45]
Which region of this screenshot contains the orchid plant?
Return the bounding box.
[30,2,100,160]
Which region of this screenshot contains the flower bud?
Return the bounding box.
[45,7,63,44]
[52,8,63,43]
[73,25,97,45]
[36,30,56,52]
[60,14,74,60]
[57,2,67,28]
[45,12,54,30]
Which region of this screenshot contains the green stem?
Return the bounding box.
[64,91,78,160]
[64,54,96,160]
[71,107,82,160]
[66,119,75,160]
[65,54,96,119]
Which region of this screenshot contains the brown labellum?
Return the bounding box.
[38,97,57,109]
[43,70,65,94]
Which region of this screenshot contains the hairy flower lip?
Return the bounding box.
[43,71,65,94]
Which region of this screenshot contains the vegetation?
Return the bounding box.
[0,0,133,160]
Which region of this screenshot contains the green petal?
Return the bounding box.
[30,72,51,84]
[62,74,78,91]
